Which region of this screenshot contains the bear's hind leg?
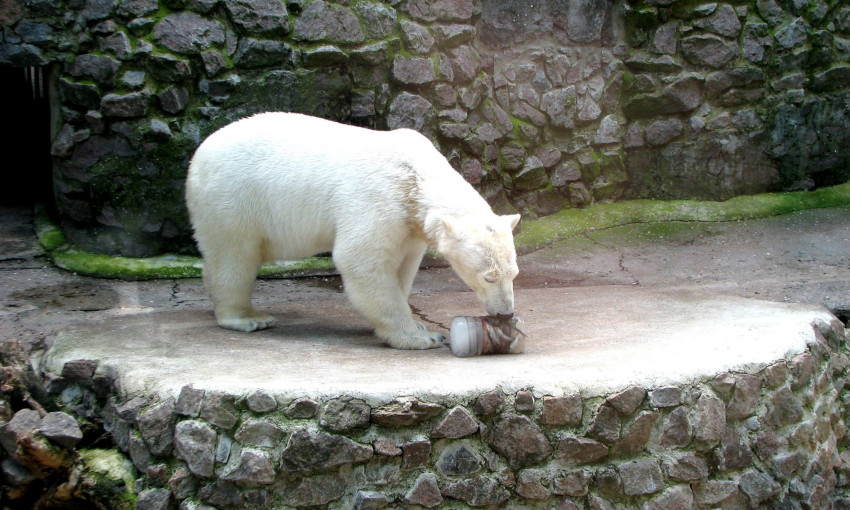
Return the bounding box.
[336,254,444,350]
[202,246,274,333]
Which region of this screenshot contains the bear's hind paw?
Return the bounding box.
[217,312,275,332]
[384,330,446,350]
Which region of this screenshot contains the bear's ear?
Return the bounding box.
[503,214,521,231]
[440,217,461,240]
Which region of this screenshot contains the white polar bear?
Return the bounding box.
[185,112,520,350]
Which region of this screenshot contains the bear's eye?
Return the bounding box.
[483,274,497,284]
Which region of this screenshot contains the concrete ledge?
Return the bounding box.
[35,182,850,280]
[40,287,850,508]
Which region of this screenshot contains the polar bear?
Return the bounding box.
[185,112,520,350]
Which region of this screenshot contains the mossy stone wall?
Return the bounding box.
[1,0,848,255]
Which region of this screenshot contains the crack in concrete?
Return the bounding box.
[169,280,179,306]
[409,303,449,331]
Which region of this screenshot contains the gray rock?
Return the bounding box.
[392,56,436,85]
[234,418,285,448]
[200,479,243,508]
[618,411,658,453]
[176,385,204,417]
[694,4,742,38]
[726,374,762,420]
[129,431,152,472]
[693,394,726,445]
[405,0,474,22]
[146,53,192,83]
[221,448,275,484]
[152,12,225,54]
[651,21,680,54]
[200,391,238,430]
[641,485,694,510]
[447,45,480,83]
[354,2,397,39]
[138,398,176,456]
[399,20,435,54]
[69,54,119,86]
[280,472,346,507]
[565,0,609,44]
[386,92,432,132]
[513,157,549,191]
[0,409,42,457]
[351,41,388,66]
[541,86,577,129]
[280,428,373,473]
[624,53,683,73]
[740,470,781,506]
[216,433,232,464]
[118,0,158,17]
[246,390,276,413]
[121,70,145,89]
[167,466,196,500]
[401,440,431,469]
[293,0,364,43]
[302,45,348,67]
[607,386,647,415]
[404,472,443,507]
[99,31,132,59]
[174,420,216,478]
[61,359,98,382]
[619,458,664,496]
[595,114,624,145]
[136,488,173,510]
[355,490,391,510]
[234,38,292,68]
[442,475,511,507]
[59,79,101,109]
[319,396,370,432]
[556,436,608,466]
[2,457,36,486]
[645,119,684,146]
[472,387,504,416]
[516,469,550,500]
[436,441,482,476]
[431,406,478,438]
[775,18,808,49]
[541,394,583,426]
[158,87,189,114]
[38,412,83,448]
[285,397,320,419]
[552,469,592,497]
[680,35,738,68]
[223,0,289,36]
[434,24,476,47]
[588,405,621,444]
[693,479,739,506]
[664,453,709,481]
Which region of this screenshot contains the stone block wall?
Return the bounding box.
[1,0,849,255]
[4,318,850,508]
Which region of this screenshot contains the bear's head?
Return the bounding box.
[437,214,521,317]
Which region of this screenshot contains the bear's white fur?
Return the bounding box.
[185,112,520,350]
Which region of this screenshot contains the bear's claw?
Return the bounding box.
[217,312,275,332]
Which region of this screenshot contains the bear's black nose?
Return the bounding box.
[495,313,514,323]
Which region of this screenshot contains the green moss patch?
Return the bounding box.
[38,182,850,280]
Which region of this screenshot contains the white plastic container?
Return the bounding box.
[449,315,527,357]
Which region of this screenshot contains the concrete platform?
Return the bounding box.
[44,286,835,402]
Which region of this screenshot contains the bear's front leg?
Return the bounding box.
[335,257,445,350]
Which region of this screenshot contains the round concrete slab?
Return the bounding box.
[44,286,835,403]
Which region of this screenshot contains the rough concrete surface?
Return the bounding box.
[1,204,847,399]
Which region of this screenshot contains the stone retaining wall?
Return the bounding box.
[4,318,849,508]
[2,0,849,255]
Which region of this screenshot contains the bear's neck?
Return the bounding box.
[411,168,494,246]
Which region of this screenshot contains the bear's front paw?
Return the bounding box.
[217,311,275,332]
[383,328,446,350]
